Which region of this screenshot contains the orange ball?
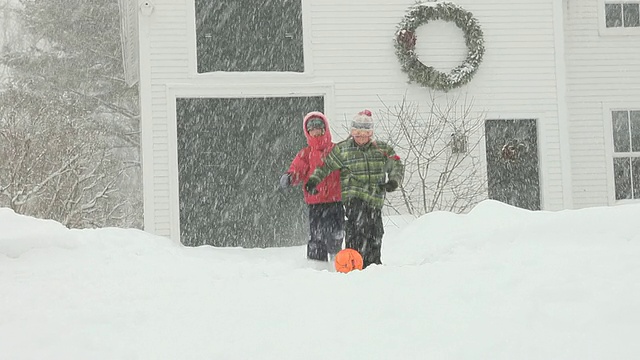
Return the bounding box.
[334,248,364,273]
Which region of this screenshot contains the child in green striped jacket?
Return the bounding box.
[306,110,404,268]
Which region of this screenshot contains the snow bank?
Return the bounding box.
[384,200,640,265]
[0,208,78,258]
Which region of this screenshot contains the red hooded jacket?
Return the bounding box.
[287,112,341,205]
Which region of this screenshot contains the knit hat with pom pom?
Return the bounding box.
[351,109,374,131]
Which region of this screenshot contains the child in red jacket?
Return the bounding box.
[279,111,344,262]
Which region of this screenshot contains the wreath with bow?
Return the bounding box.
[501,139,528,162]
[394,2,485,92]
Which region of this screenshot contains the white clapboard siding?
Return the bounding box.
[564,0,640,207]
[135,0,577,239]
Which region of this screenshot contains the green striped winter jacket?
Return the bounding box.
[308,137,404,209]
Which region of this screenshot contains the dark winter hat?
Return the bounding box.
[306,117,325,131]
[351,109,374,131]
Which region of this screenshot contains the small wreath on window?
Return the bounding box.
[394,1,485,92]
[501,139,527,162]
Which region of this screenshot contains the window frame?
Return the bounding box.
[185,0,314,80]
[598,0,640,36]
[603,104,640,204]
[163,82,336,241]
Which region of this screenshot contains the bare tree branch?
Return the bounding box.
[378,93,487,216]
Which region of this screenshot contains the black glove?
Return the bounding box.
[279,173,291,190]
[379,179,398,192]
[305,177,320,195]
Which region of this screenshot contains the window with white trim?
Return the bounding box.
[194,0,304,73]
[605,2,640,28]
[611,110,640,200]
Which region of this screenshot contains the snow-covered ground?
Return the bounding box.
[2,200,640,359]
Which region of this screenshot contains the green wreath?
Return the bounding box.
[395,2,485,92]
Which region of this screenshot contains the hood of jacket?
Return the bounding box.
[303,111,332,149]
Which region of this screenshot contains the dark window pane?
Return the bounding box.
[624,3,640,27]
[175,96,323,246]
[484,119,540,210]
[195,0,304,73]
[612,111,630,152]
[633,157,640,199]
[606,3,623,27]
[631,111,640,152]
[614,157,632,200]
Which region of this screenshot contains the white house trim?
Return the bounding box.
[554,0,573,209]
[164,82,336,243]
[602,102,615,204]
[118,0,140,86]
[536,114,549,210]
[602,102,640,205]
[184,0,314,81]
[597,0,640,36]
[482,112,550,209]
[138,5,156,234]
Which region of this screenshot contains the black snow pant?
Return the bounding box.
[344,198,384,268]
[307,201,345,261]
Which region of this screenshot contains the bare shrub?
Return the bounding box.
[377,93,487,216]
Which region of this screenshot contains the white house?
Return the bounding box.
[118,0,640,246]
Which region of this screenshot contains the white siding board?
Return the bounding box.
[151,90,169,99]
[150,28,188,35]
[151,15,188,22]
[146,22,186,30]
[154,206,170,215]
[151,60,190,67]
[148,39,189,46]
[152,143,169,151]
[152,67,191,74]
